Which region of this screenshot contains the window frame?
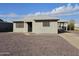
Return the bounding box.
[42,21,50,27]
[16,22,24,28]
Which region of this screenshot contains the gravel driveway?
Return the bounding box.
[0,32,79,56]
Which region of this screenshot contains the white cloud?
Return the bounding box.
[8,13,17,17]
[53,4,79,15]
[51,5,66,14]
[33,4,79,16]
[0,4,79,17]
[0,13,18,17]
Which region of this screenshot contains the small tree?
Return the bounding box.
[68,20,75,30]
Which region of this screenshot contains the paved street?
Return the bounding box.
[0,32,79,56]
[59,32,79,49]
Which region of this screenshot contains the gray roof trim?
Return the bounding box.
[58,21,68,23]
[34,19,59,21]
[13,21,24,23]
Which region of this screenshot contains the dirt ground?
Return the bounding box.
[0,32,79,56]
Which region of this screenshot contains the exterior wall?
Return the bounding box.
[24,22,28,32]
[13,20,58,33]
[33,21,58,33]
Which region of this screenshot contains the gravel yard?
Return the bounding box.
[0,32,79,56]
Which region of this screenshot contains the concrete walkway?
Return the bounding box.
[59,33,79,49]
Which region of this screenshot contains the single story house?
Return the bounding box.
[58,20,68,32]
[13,15,68,33]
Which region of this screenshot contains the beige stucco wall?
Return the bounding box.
[13,21,58,33]
[33,21,58,33]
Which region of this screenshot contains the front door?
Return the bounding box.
[27,22,32,32]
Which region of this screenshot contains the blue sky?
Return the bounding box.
[0,3,66,14]
[0,3,79,23]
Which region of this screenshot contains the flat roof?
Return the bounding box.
[13,15,60,22]
[24,15,59,21]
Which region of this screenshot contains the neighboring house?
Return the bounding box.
[58,20,68,32]
[13,15,68,33]
[0,19,13,32]
[75,24,79,30]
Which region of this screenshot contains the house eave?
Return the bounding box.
[34,19,59,21]
[13,21,24,23]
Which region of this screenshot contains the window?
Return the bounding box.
[16,23,24,28]
[43,21,50,27]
